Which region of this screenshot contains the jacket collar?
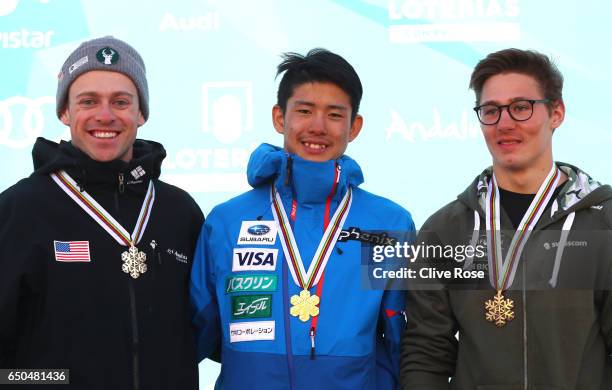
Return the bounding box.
[31,137,166,193]
[459,162,612,220]
[246,143,364,205]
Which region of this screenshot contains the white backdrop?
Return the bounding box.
[2,0,611,387]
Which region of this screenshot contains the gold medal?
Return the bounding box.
[290,289,320,322]
[485,290,514,327]
[271,180,352,323]
[121,245,147,279]
[483,165,560,327]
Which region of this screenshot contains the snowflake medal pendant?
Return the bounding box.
[290,289,320,322]
[485,290,514,327]
[121,245,147,279]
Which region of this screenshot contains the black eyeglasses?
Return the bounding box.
[473,99,550,125]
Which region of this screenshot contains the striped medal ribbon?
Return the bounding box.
[484,164,561,326]
[271,185,352,322]
[51,170,155,279]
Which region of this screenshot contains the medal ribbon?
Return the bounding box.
[308,168,340,358]
[485,164,560,291]
[50,170,155,247]
[271,168,352,290]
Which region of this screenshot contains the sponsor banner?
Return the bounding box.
[0,30,55,49]
[159,12,220,32]
[226,274,277,293]
[232,248,277,271]
[0,96,56,149]
[231,294,272,319]
[388,22,520,43]
[229,320,275,343]
[387,0,521,43]
[237,220,277,245]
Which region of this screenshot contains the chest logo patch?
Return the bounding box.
[232,248,277,271]
[229,321,275,342]
[54,240,91,262]
[237,221,277,245]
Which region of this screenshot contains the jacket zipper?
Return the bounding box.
[282,157,297,390]
[519,209,568,390]
[522,258,528,390]
[129,282,140,390]
[282,258,296,390]
[308,164,340,360]
[150,240,159,282]
[281,163,340,385]
[476,190,573,390]
[118,172,125,194]
[116,171,139,390]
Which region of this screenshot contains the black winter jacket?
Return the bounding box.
[0,138,204,389]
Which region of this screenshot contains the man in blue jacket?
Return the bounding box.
[190,48,414,389]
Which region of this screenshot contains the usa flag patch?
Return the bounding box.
[54,240,91,262]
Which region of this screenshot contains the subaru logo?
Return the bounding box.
[248,225,270,236]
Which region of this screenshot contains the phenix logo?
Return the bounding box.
[338,227,397,246]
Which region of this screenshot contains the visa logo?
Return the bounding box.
[232,248,278,271]
[237,251,274,266]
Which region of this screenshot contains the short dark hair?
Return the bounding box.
[469,48,564,106]
[276,48,362,122]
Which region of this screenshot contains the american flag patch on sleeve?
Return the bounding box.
[54,240,91,262]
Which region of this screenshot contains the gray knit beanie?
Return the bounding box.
[56,36,149,120]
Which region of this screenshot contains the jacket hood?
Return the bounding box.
[246,143,364,204]
[458,162,612,217]
[31,137,166,190]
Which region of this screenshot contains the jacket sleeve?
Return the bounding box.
[0,191,28,368]
[600,218,612,361]
[602,272,612,367]
[189,219,221,362]
[376,289,407,389]
[400,224,457,390]
[376,217,415,389]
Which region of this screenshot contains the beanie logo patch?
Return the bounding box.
[69,56,88,74]
[96,47,119,65]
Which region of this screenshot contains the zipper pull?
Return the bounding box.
[309,327,316,360]
[150,240,161,264]
[118,172,125,194]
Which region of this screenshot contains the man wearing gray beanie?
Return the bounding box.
[0,36,204,389]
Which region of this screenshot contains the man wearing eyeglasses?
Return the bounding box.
[400,48,612,389]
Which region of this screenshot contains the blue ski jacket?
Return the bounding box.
[191,144,414,389]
